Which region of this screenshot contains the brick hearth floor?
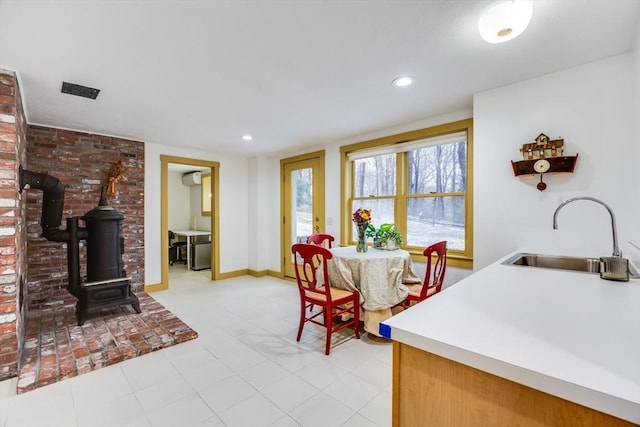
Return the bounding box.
[17,290,198,393]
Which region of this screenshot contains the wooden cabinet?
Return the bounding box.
[392,342,635,427]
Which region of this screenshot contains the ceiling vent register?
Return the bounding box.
[61,81,101,99]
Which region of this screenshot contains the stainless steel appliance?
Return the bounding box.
[191,241,211,270]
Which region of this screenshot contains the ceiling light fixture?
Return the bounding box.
[392,76,415,87]
[242,134,253,141]
[478,0,533,44]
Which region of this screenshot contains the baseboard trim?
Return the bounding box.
[144,282,167,293]
[147,269,288,291]
[217,269,248,280]
[248,269,268,277]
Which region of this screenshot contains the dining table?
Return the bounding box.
[327,246,422,337]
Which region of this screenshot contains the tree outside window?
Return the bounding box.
[407,140,466,250]
[352,153,395,240]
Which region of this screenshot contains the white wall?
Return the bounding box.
[145,143,249,285]
[167,171,211,232]
[474,53,638,269]
[247,156,276,272]
[631,21,640,267]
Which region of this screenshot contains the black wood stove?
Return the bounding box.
[20,168,140,325]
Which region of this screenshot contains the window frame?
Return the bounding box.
[340,119,473,269]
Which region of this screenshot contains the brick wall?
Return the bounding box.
[0,69,27,380]
[0,68,146,382]
[25,127,145,307]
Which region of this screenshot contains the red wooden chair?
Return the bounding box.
[398,241,447,309]
[291,243,360,355]
[306,233,335,249]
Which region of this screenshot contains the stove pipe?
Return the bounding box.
[19,167,74,242]
[20,168,88,295]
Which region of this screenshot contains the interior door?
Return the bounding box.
[281,151,325,279]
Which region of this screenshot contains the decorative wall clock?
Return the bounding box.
[511,133,578,191]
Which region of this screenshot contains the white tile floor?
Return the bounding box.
[0,268,393,427]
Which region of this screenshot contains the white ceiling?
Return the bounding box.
[0,0,638,157]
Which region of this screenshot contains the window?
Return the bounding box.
[201,174,211,216]
[351,153,396,239]
[341,119,473,267]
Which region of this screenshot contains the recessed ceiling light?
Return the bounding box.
[242,134,253,141]
[392,76,415,87]
[478,0,533,44]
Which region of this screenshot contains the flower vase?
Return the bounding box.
[356,226,368,253]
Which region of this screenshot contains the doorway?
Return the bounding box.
[281,150,325,279]
[159,155,220,291]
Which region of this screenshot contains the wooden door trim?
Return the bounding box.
[280,150,325,279]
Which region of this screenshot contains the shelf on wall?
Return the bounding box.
[511,154,579,177]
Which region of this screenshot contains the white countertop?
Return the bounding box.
[382,250,640,424]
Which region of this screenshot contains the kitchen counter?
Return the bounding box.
[382,250,640,425]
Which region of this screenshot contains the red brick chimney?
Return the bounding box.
[0,69,28,381]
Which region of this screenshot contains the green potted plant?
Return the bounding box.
[365,223,382,247]
[365,223,403,249]
[383,226,403,249]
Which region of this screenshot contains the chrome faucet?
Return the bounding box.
[552,196,622,257]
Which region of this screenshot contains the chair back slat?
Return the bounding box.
[306,233,335,249]
[422,240,447,298]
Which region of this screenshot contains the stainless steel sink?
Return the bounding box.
[502,252,640,278]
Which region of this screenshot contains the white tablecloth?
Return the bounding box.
[327,246,421,336]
